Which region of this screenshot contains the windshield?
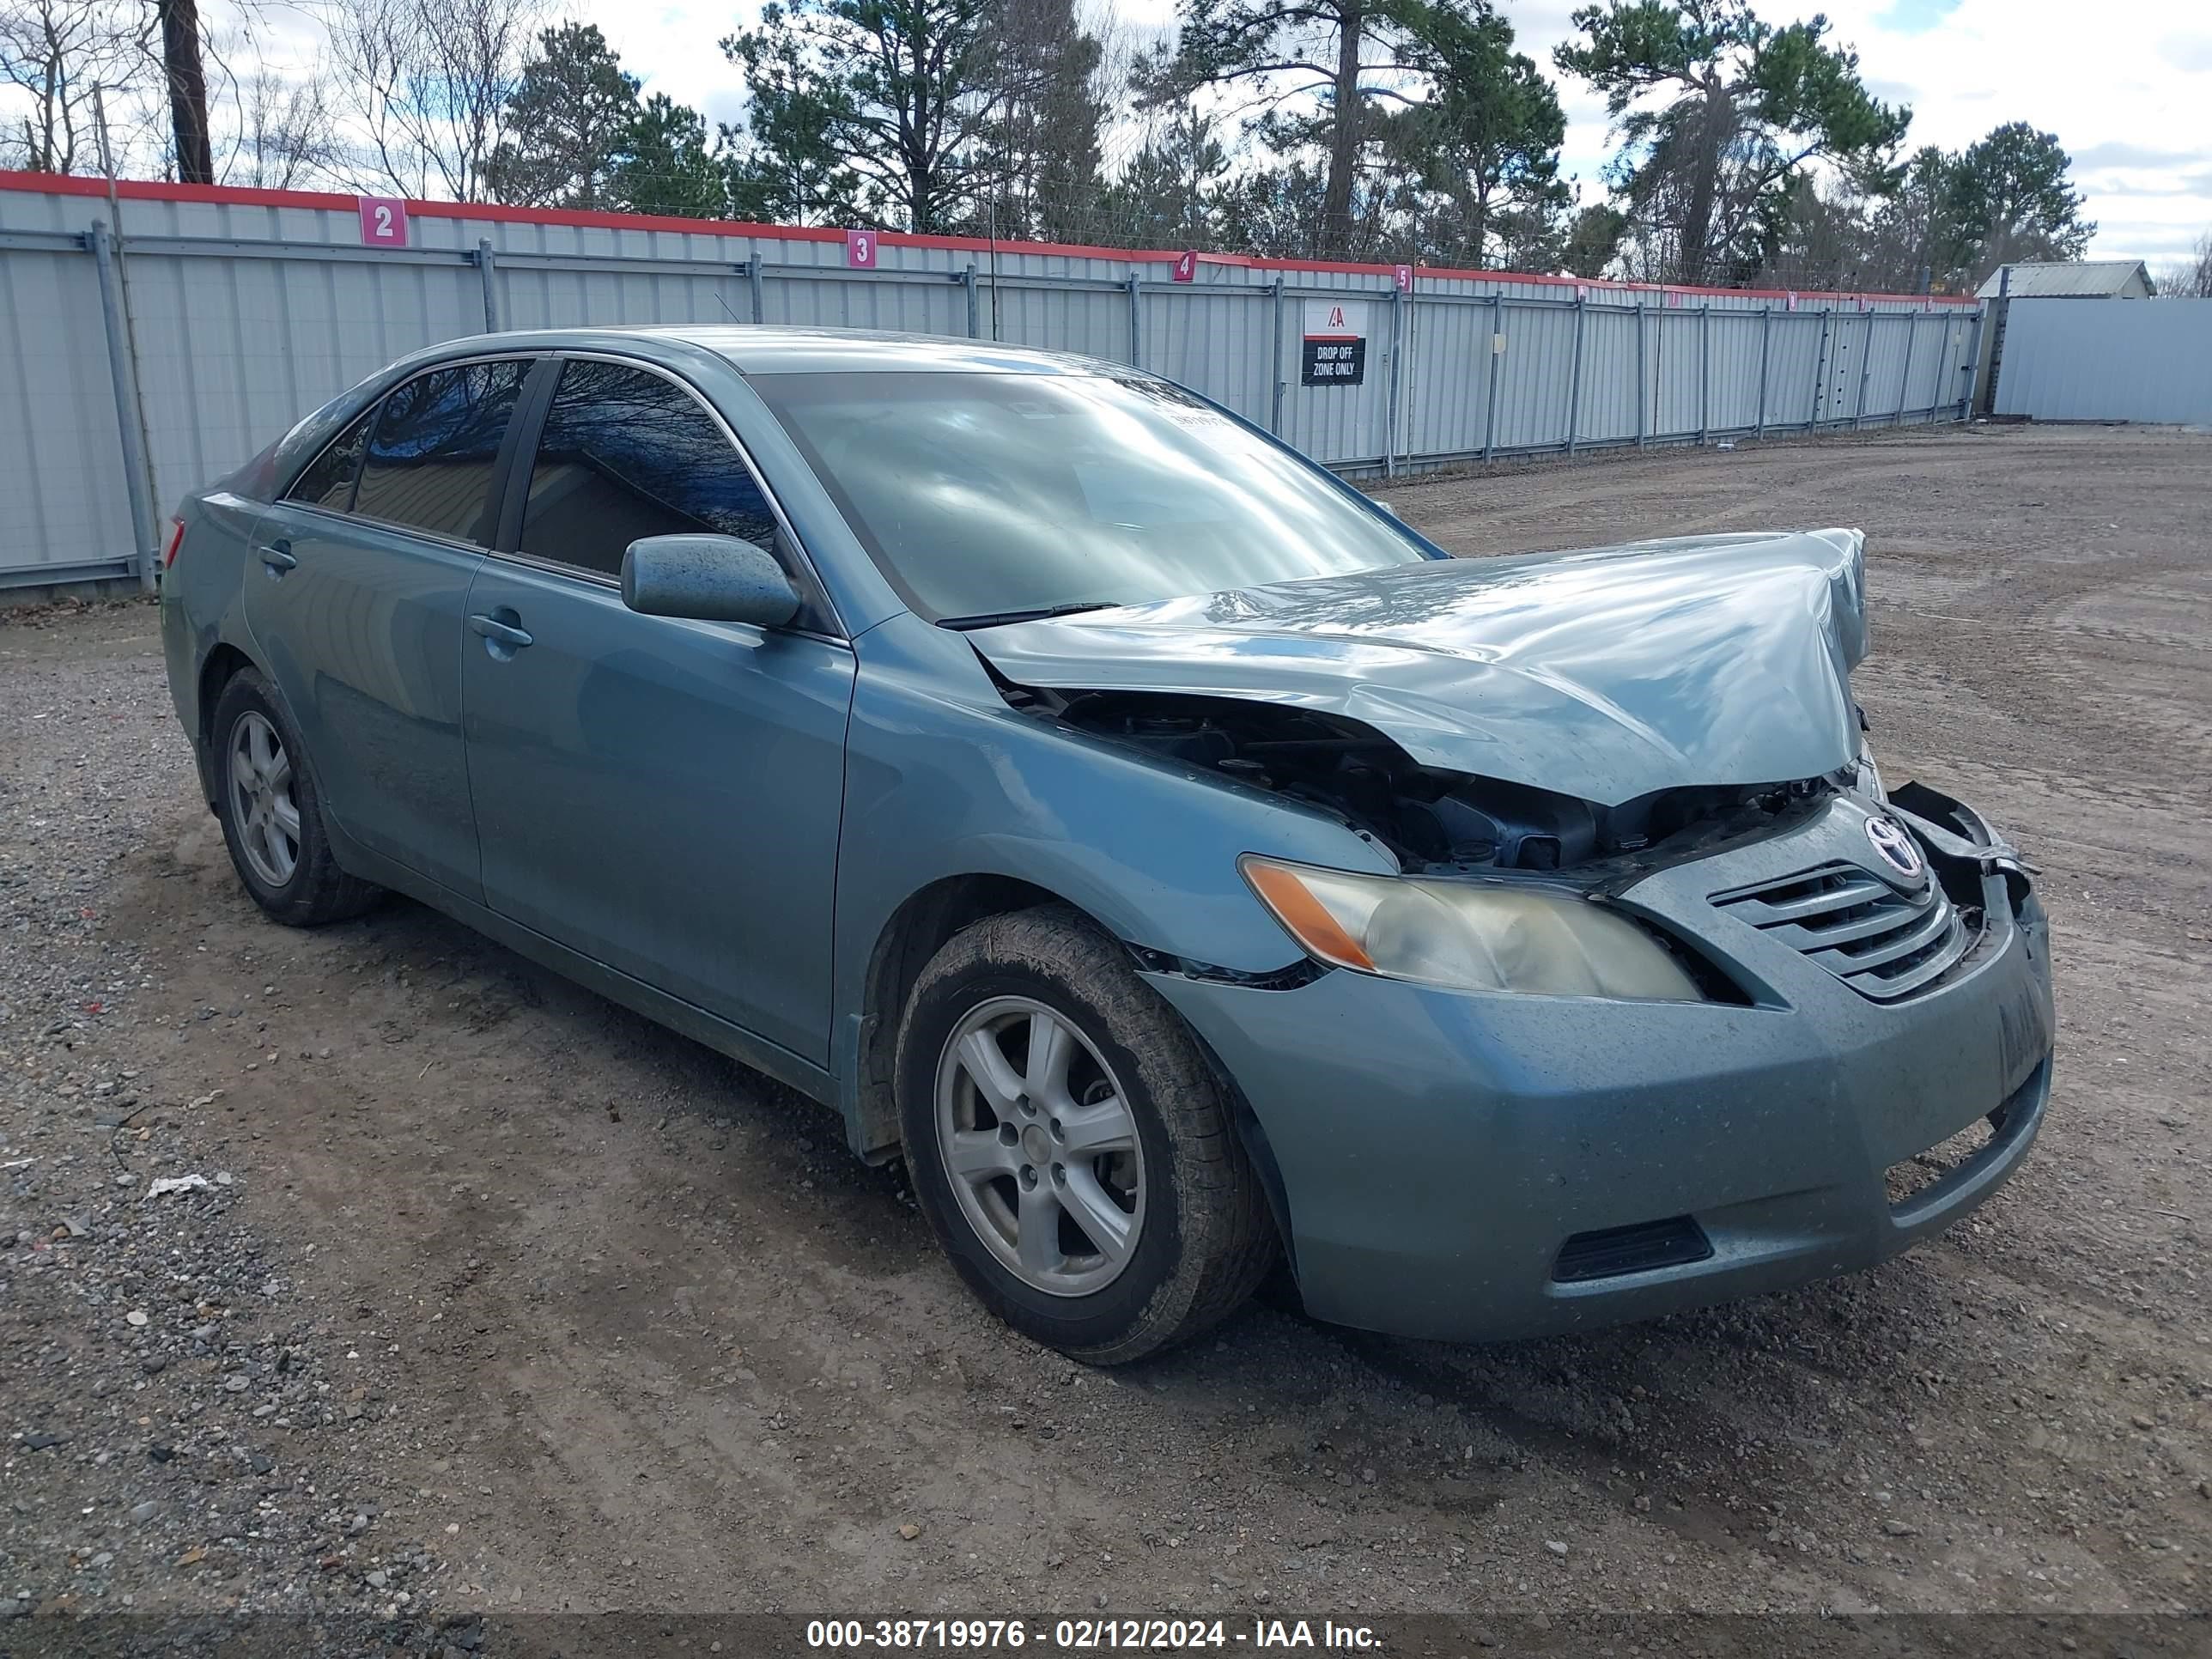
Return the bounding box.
[751,370,1436,622]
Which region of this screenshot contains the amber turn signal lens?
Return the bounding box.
[1241,859,1376,971]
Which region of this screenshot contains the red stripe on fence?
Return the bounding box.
[0,169,1980,306]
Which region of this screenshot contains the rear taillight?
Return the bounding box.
[163,517,185,568]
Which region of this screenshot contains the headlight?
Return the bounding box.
[1241,855,1705,1001]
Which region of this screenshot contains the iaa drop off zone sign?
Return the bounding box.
[1302,299,1369,386]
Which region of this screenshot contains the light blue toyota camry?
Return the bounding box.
[160,326,2055,1363]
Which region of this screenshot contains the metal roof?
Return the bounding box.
[1977,261,2152,299]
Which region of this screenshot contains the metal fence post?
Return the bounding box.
[1698,305,1711,445]
[1853,307,1875,428]
[748,254,766,324]
[1958,307,1985,422]
[1126,273,1142,368]
[1383,283,1404,477]
[1482,295,1504,462]
[1812,308,1833,427]
[89,220,159,592]
[963,264,980,338]
[1635,301,1649,448]
[1755,307,1771,439]
[1895,312,1917,423]
[475,240,501,332]
[1565,292,1586,457]
[1269,276,1286,433]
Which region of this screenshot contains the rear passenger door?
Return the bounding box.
[457,356,855,1066]
[243,356,534,900]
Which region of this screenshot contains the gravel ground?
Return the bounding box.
[1,423,2205,1650]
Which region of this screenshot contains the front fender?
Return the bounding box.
[830,615,1389,1131]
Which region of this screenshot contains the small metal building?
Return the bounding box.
[1976,261,2154,301]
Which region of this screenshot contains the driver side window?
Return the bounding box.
[519,361,781,580]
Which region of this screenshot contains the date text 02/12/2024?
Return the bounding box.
[805,1618,1382,1649]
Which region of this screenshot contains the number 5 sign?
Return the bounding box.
[357,196,409,248]
[845,228,878,269]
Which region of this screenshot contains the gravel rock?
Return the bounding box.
[0,604,404,1620]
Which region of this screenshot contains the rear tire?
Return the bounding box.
[210,667,380,927]
[896,905,1277,1364]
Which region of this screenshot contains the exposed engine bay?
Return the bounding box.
[1001,683,1848,877]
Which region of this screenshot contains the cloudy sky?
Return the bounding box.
[577,0,2211,269]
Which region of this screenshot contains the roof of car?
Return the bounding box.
[538,325,1123,378]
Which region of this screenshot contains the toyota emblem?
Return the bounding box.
[1865,816,1924,882]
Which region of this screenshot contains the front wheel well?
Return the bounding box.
[854,875,1086,1162]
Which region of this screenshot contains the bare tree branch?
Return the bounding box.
[322,0,540,200]
[0,0,150,173]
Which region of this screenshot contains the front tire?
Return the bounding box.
[896,906,1277,1364]
[209,668,380,927]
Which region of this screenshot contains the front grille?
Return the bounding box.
[1553,1216,1713,1283]
[1711,860,1970,1002]
[1885,1115,1997,1206]
[1886,1061,2045,1215]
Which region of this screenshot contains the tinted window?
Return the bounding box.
[751,371,1431,622]
[285,408,374,510]
[520,361,779,579]
[353,360,529,544]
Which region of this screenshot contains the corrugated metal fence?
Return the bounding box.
[1990,296,2212,425]
[0,173,1985,592]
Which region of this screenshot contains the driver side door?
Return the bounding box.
[458,356,856,1066]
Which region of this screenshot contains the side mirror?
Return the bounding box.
[621,534,801,629]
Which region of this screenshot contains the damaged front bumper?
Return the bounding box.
[1142,784,2054,1343]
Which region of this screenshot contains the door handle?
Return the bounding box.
[469,613,533,649]
[256,539,296,573]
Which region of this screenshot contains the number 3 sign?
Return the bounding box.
[845,228,878,269]
[358,197,409,247]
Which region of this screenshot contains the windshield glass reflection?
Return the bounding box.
[753,371,1434,619]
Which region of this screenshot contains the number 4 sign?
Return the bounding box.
[357,197,408,248]
[1171,250,1198,283]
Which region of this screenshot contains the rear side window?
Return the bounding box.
[519,360,779,579]
[354,360,530,545]
[285,409,374,511]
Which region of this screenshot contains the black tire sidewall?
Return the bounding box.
[899,957,1188,1355]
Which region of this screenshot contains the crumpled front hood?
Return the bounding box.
[969,529,1869,807]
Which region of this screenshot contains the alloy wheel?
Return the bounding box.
[933,995,1146,1297]
[228,710,301,888]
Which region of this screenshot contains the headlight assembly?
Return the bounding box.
[1240,855,1705,1001]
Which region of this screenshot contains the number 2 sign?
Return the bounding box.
[358,197,409,248]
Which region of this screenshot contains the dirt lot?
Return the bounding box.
[3,424,2206,1644]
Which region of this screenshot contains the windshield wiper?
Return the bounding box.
[935,602,1119,631]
